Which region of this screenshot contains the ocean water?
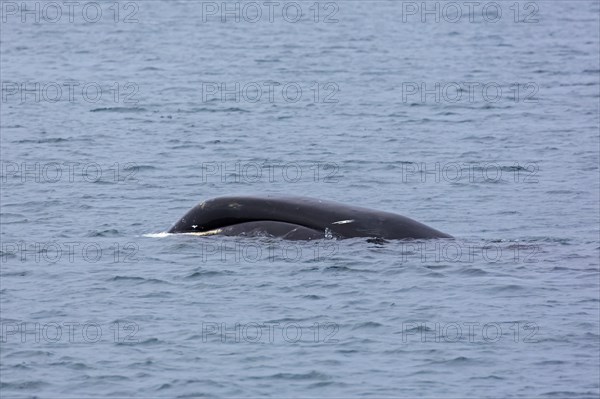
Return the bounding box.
[1,1,599,397]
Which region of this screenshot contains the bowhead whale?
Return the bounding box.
[168,196,451,240]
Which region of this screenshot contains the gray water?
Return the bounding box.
[1,1,599,397]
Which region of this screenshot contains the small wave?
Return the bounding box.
[0,380,51,390]
[127,338,161,346]
[15,137,69,144]
[110,275,146,282]
[185,269,234,279]
[545,190,574,195]
[266,371,330,381]
[129,164,156,171]
[541,391,595,397]
[438,356,473,365]
[94,375,130,381]
[324,265,352,272]
[1,271,29,277]
[534,360,566,366]
[5,350,53,358]
[458,267,489,276]
[187,107,250,113]
[351,321,383,330]
[90,107,147,113]
[402,324,434,334]
[255,58,281,63]
[86,229,120,237]
[66,362,93,370]
[470,375,505,380]
[495,284,526,292]
[110,276,171,286]
[296,294,324,300]
[307,381,336,389]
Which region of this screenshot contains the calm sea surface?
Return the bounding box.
[1,1,599,397]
